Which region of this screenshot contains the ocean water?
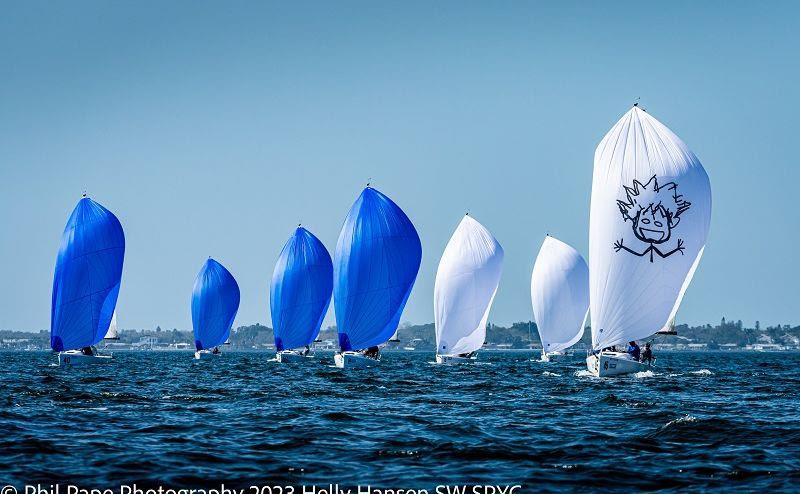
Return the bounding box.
[1,351,799,492]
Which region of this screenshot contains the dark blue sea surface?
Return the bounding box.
[1,351,799,492]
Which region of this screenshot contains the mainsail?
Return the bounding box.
[333,186,422,351]
[589,106,711,350]
[50,197,125,352]
[191,258,240,351]
[104,311,119,340]
[530,236,589,354]
[270,226,333,351]
[434,215,504,356]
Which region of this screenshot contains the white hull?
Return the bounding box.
[435,354,476,365]
[276,350,312,363]
[58,351,112,367]
[586,351,650,377]
[334,351,379,369]
[194,350,220,360]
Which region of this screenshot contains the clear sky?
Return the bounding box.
[2,1,798,332]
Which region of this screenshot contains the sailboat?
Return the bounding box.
[191,258,240,360]
[333,186,422,368]
[530,235,589,362]
[586,105,711,377]
[434,214,504,364]
[270,226,333,363]
[104,311,120,341]
[51,195,125,367]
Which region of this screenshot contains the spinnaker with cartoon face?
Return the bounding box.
[587,106,711,376]
[51,196,125,367]
[434,214,504,364]
[530,236,589,362]
[333,186,422,368]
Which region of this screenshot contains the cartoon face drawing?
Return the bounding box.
[613,175,691,262]
[632,203,673,244]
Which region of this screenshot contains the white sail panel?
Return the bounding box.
[434,215,504,356]
[589,107,711,350]
[104,311,119,340]
[530,236,589,354]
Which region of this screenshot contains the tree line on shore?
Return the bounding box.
[1,317,798,350]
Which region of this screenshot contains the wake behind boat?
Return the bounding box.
[530,235,589,363]
[332,185,421,369]
[50,195,125,367]
[586,105,711,377]
[191,258,240,360]
[270,226,333,364]
[433,214,503,365]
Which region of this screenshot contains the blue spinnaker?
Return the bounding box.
[270,227,333,351]
[191,258,240,351]
[50,197,125,352]
[333,187,422,351]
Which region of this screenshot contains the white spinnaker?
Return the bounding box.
[104,311,119,339]
[530,236,589,354]
[434,215,504,356]
[589,107,711,350]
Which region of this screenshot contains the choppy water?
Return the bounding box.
[1,351,799,492]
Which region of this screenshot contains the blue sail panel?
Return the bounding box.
[270,227,333,351]
[50,197,125,352]
[191,258,240,351]
[333,187,422,351]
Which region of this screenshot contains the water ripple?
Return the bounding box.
[0,350,798,490]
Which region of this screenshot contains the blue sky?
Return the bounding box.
[2,1,798,332]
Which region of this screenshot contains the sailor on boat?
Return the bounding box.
[641,343,654,364]
[627,341,641,361]
[81,346,95,356]
[362,346,380,360]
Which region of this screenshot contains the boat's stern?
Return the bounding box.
[194,350,219,360]
[585,353,600,376]
[335,351,379,369]
[435,354,476,365]
[588,351,649,377]
[58,351,112,367]
[277,350,309,363]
